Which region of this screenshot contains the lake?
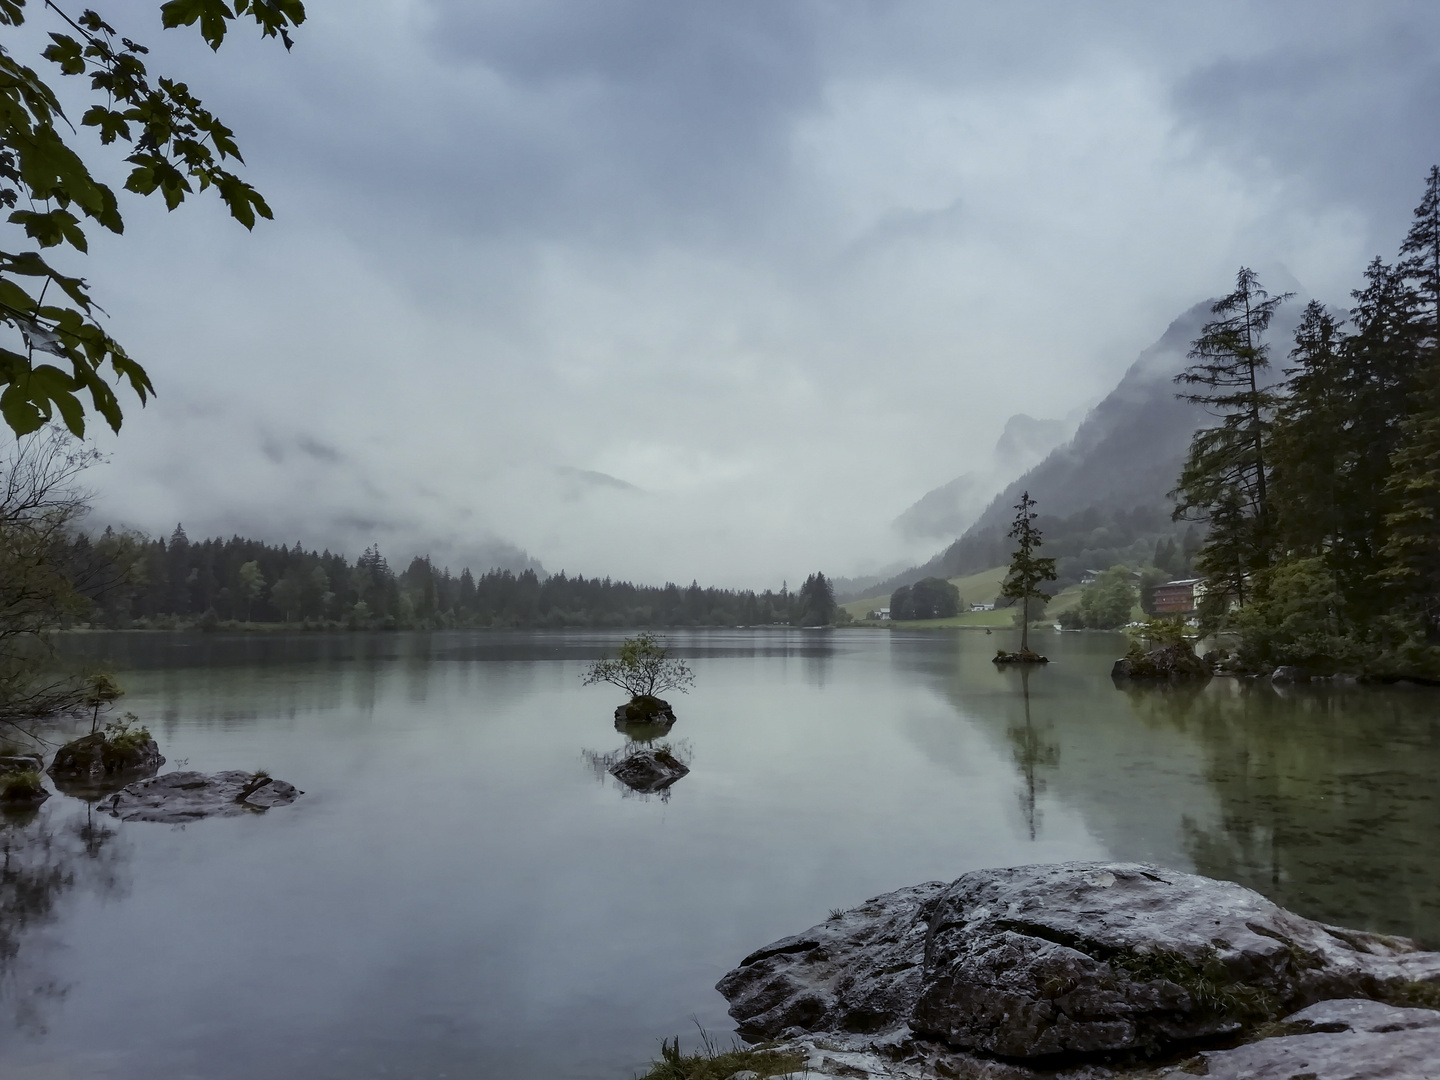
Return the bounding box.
[2,628,1438,1079]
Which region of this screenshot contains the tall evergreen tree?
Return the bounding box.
[1270,303,1347,558]
[1382,165,1440,640]
[1000,491,1056,654]
[1173,268,1291,610]
[795,572,837,626]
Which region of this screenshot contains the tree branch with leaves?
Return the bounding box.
[0,0,303,437]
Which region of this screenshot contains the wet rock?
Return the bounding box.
[0,769,49,808]
[1110,643,1209,680]
[719,882,946,1041]
[614,696,678,724]
[98,770,302,823]
[718,862,1440,1065]
[1192,998,1440,1079]
[608,747,689,794]
[0,753,43,774]
[1270,665,1310,684]
[48,732,164,783]
[993,650,1049,665]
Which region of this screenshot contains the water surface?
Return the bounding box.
[2,629,1437,1079]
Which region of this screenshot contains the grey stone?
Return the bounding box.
[0,753,43,774]
[722,1072,761,1080]
[717,862,1440,1064]
[1110,644,1209,680]
[608,747,689,794]
[718,882,946,1040]
[48,732,164,782]
[1271,665,1309,684]
[614,697,678,724]
[98,770,302,823]
[1191,998,1440,1079]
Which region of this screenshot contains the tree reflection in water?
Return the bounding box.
[1118,680,1440,946]
[0,803,130,1034]
[1007,667,1060,840]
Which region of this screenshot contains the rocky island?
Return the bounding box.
[715,862,1440,1079]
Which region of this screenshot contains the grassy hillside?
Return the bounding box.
[842,565,1011,622]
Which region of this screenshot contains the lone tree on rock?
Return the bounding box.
[1000,491,1056,656]
[582,633,694,713]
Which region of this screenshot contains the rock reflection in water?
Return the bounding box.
[1,804,130,1034]
[581,740,693,802]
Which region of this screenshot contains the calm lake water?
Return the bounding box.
[2,628,1438,1079]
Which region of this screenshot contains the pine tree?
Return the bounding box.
[1338,258,1421,620]
[1000,491,1056,654]
[1173,268,1293,589]
[1399,164,1440,349]
[1270,302,1347,558]
[1382,165,1440,641]
[796,572,836,626]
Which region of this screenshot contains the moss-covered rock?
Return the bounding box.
[1112,641,1210,680]
[0,768,50,808]
[48,729,165,784]
[615,695,678,724]
[993,649,1050,665]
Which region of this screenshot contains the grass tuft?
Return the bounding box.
[638,1025,805,1080]
[1383,980,1440,1010]
[0,769,45,798]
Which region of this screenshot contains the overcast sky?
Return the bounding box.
[52,1,1440,587]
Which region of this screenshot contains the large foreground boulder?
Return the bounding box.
[48,731,164,782]
[773,1000,1440,1079]
[718,862,1440,1067]
[608,747,689,794]
[98,770,302,823]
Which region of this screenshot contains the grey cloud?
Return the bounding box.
[71,1,1440,588]
[1173,10,1440,251]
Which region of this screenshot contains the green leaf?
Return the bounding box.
[0,385,45,435]
[160,0,237,51]
[9,207,86,250]
[81,104,132,145]
[42,34,86,76]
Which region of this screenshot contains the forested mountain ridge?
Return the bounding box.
[67,526,837,630]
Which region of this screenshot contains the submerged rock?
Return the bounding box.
[1111,643,1209,680]
[608,747,689,794]
[717,861,1440,1068]
[48,731,164,783]
[98,770,302,823]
